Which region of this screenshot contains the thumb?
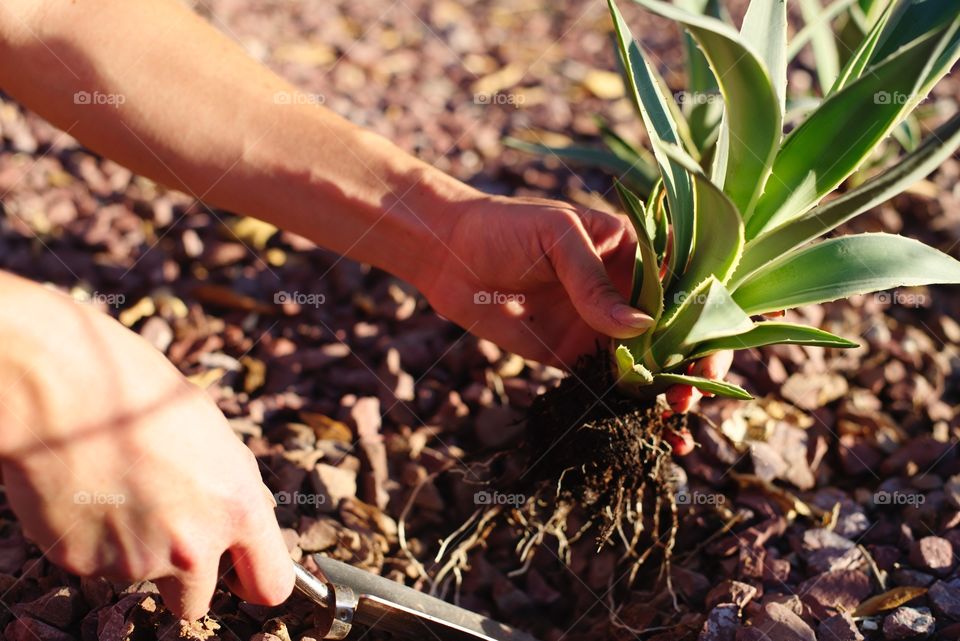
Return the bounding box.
[548,225,653,339]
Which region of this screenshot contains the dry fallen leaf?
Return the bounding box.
[300,412,354,443]
[852,586,928,617]
[118,296,156,327]
[227,216,279,250]
[191,284,276,314]
[471,63,525,96]
[581,69,624,99]
[729,472,821,521]
[186,367,226,390]
[241,356,267,394]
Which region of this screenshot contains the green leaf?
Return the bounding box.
[596,118,659,170]
[609,0,696,271]
[653,276,754,367]
[858,0,888,22]
[503,137,657,195]
[654,373,753,399]
[615,344,655,385]
[646,180,670,260]
[614,180,664,321]
[746,25,955,238]
[891,116,922,153]
[659,144,744,303]
[788,0,858,62]
[920,24,960,97]
[798,0,841,92]
[732,233,960,316]
[829,0,895,93]
[732,112,960,287]
[871,0,958,63]
[630,0,781,217]
[677,0,725,151]
[742,0,788,114]
[687,322,859,359]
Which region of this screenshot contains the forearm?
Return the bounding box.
[0,0,476,286]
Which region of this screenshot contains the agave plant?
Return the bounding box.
[605,0,960,401]
[505,1,735,197]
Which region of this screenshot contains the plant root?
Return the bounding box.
[435,350,688,593]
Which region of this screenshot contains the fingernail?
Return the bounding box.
[611,304,654,331]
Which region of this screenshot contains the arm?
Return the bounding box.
[0,0,468,288]
[0,0,657,346]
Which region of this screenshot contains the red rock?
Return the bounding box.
[799,570,872,620]
[749,602,815,641]
[818,613,863,641]
[929,581,960,620]
[474,405,525,448]
[909,536,955,576]
[11,586,84,628]
[309,464,357,512]
[349,397,389,510]
[299,517,341,552]
[882,606,935,639]
[882,436,952,475]
[698,604,738,641]
[0,529,28,574]
[3,617,74,641]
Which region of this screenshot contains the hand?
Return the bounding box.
[421,194,731,412]
[0,280,294,621]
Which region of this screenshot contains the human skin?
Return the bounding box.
[0,0,729,620]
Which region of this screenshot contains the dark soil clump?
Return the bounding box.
[523,349,684,537]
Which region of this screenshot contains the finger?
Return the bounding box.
[693,350,734,383]
[548,221,653,339]
[663,427,695,456]
[224,512,295,606]
[666,384,702,414]
[155,560,219,621]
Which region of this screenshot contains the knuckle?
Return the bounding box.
[169,536,204,574]
[47,546,96,577]
[540,207,583,244]
[227,496,258,531]
[584,279,617,307]
[110,551,158,582]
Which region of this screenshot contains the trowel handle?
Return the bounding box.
[292,561,357,640]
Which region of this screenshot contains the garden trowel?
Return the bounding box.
[293,555,541,641]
